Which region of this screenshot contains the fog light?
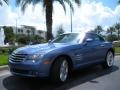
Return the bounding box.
[29,71,39,75]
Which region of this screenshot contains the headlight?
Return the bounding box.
[27,53,44,60]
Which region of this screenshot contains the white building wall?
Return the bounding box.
[12,26,46,39]
[0,27,5,46]
[35,30,46,39]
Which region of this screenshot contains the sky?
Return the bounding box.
[0,0,120,35]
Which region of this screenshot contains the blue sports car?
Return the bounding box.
[9,32,115,83]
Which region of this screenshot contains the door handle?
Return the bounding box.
[100,44,104,47]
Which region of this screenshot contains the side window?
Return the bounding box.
[83,33,95,42]
[94,35,100,41]
[94,35,105,42]
[98,35,105,42]
[83,33,105,43]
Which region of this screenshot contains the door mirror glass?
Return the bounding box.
[48,39,52,43]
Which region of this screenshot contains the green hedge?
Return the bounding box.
[0,46,19,66]
[0,46,23,54]
[0,53,8,66]
[115,47,120,54]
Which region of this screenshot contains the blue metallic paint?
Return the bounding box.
[9,32,114,78]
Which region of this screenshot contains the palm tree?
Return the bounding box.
[115,23,120,40]
[16,0,81,41]
[118,0,120,4]
[56,25,64,37]
[107,26,115,36]
[0,0,8,6]
[26,30,31,43]
[107,26,118,42]
[93,25,104,35]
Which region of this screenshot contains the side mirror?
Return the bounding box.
[86,38,93,42]
[82,38,93,46]
[48,39,52,43]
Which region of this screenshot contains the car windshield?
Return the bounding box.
[52,33,80,43]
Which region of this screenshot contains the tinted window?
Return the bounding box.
[83,33,95,42]
[94,35,105,42]
[52,33,79,43]
[98,35,105,41]
[84,33,105,42]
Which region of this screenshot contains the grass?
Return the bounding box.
[0,53,9,66]
[115,47,120,54]
[0,46,17,66]
[0,46,119,66]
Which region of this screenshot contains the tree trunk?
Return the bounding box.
[46,0,53,41]
[111,32,112,36]
[118,29,120,40]
[111,32,113,41]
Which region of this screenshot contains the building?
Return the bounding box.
[12,25,46,39]
[0,27,5,46]
[0,25,46,41]
[35,30,46,39]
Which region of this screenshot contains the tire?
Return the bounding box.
[50,57,69,83]
[102,51,114,68]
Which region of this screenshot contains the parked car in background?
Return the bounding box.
[9,32,115,83]
[112,40,120,47]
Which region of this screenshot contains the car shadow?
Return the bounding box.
[3,65,119,90]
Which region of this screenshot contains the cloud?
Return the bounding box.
[60,2,120,32]
[0,1,120,35]
[52,1,120,33]
[15,4,46,30]
[0,4,17,26]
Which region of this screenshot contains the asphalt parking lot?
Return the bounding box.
[0,56,120,90]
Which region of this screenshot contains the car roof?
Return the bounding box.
[62,31,95,35]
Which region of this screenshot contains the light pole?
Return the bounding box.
[70,4,73,32]
[15,16,20,42]
[16,19,18,42]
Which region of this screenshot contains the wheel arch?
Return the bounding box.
[49,54,73,76]
[107,48,115,56]
[102,47,115,68]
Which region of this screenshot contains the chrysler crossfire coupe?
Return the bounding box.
[9,32,115,83]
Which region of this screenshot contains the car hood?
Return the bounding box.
[13,43,69,54]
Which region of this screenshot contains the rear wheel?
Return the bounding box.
[102,51,114,68]
[50,57,69,83]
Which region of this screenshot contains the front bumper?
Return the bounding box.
[9,60,50,78]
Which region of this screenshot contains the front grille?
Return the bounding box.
[11,68,29,74]
[11,68,38,76]
[10,53,27,62]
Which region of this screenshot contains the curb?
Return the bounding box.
[115,53,120,56]
[0,65,8,71]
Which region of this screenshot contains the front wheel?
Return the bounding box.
[102,51,114,68]
[50,57,69,83]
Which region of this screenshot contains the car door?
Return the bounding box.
[93,35,107,62]
[74,33,97,67]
